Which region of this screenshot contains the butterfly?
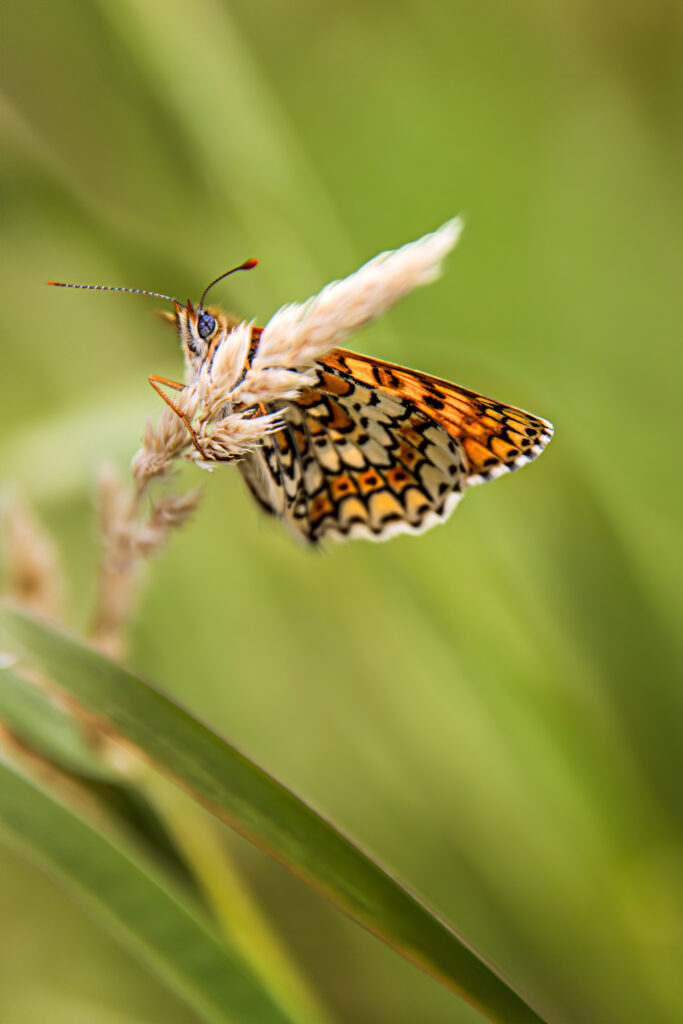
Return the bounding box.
[162,311,553,546]
[49,229,553,545]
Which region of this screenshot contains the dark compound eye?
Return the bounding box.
[197,311,216,339]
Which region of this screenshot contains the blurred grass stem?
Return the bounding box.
[138,764,333,1024]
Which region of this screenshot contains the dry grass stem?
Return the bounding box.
[233,217,462,406]
[195,321,253,423]
[189,409,285,466]
[1,494,64,620]
[130,387,198,487]
[90,464,201,657]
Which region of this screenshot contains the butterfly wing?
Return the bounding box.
[321,349,554,484]
[238,346,552,544]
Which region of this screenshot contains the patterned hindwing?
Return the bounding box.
[238,363,467,544]
[321,349,554,484]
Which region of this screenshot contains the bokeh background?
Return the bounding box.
[1,1,682,1022]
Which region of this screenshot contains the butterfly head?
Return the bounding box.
[171,299,241,371]
[173,259,258,368]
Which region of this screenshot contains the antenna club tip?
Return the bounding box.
[46,280,62,286]
[243,258,259,270]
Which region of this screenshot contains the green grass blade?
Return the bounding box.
[141,767,334,1024]
[0,754,301,1024]
[0,606,547,1024]
[0,665,118,780]
[0,670,330,1024]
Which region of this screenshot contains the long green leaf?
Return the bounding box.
[0,664,328,1024]
[0,606,547,1024]
[0,664,117,779]
[0,754,298,1024]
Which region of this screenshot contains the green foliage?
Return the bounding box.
[0,756,296,1024]
[0,608,545,1024]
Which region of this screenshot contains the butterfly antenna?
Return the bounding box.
[47,281,178,304]
[199,258,258,310]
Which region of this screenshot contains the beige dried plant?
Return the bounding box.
[1,494,64,621]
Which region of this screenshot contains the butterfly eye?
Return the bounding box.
[197,312,217,339]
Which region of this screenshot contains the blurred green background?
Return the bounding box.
[1,1,682,1022]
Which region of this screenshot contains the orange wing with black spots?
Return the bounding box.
[320,349,554,484]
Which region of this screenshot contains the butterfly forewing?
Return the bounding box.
[321,349,554,484]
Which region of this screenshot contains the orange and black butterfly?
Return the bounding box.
[50,245,553,545]
[167,308,552,545]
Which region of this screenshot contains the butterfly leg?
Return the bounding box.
[147,374,207,459]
